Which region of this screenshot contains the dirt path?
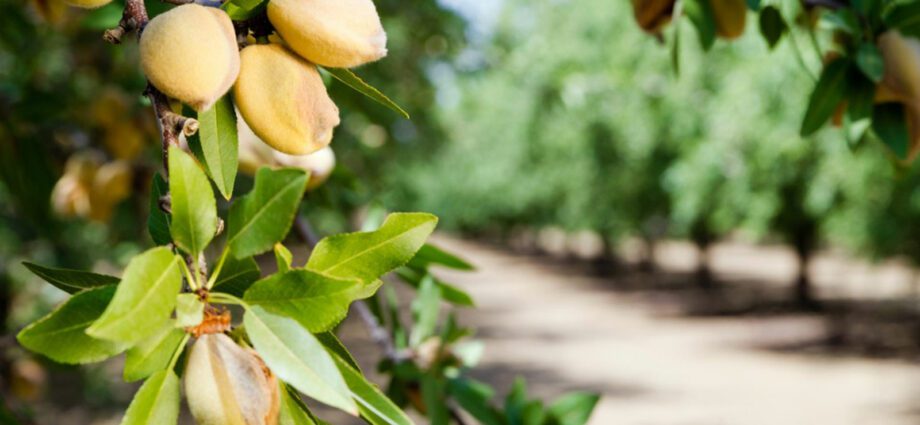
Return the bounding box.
[401,236,920,425]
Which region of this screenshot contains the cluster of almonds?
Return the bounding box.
[632,0,747,39]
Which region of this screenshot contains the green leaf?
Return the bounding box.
[408,244,474,271]
[212,255,261,297]
[186,97,238,200]
[22,262,118,294]
[322,67,410,119]
[168,146,218,255]
[671,14,681,76]
[222,0,267,20]
[280,385,319,425]
[120,370,181,425]
[421,375,449,425]
[227,167,308,259]
[17,286,126,364]
[174,293,204,328]
[447,378,503,425]
[873,102,911,159]
[243,306,357,414]
[124,323,186,382]
[800,58,850,137]
[846,70,876,122]
[548,392,600,425]
[745,0,760,11]
[410,275,441,347]
[855,43,884,83]
[683,0,716,51]
[244,269,365,333]
[316,332,361,372]
[306,213,438,283]
[758,6,786,49]
[148,173,172,246]
[87,247,182,345]
[398,268,474,306]
[883,1,920,38]
[820,8,859,36]
[330,354,414,425]
[275,243,293,274]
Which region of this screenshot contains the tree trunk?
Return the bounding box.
[695,237,714,290]
[793,230,820,310]
[638,235,655,272]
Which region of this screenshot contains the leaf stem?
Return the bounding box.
[208,292,249,309]
[179,256,199,291]
[168,333,190,370]
[206,248,230,289]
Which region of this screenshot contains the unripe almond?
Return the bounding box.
[140,5,240,112]
[267,0,387,68]
[711,0,747,40]
[89,161,132,220]
[185,334,280,425]
[274,147,336,191]
[234,44,340,155]
[237,112,337,190]
[631,0,675,34]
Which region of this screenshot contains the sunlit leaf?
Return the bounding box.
[227,167,308,259]
[168,146,218,255]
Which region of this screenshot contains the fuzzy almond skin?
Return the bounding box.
[234,44,340,155]
[185,334,280,425]
[140,5,240,112]
[267,0,387,68]
[711,0,746,39]
[62,0,112,9]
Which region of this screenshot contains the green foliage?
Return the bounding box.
[227,167,309,258]
[243,305,357,414]
[120,370,181,425]
[186,96,239,200]
[244,269,365,332]
[21,262,119,294]
[123,324,186,382]
[168,147,219,256]
[323,67,411,119]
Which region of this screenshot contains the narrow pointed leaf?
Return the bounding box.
[186,97,238,199]
[410,275,441,347]
[23,262,118,294]
[227,167,308,259]
[244,269,364,332]
[330,353,414,425]
[120,370,181,425]
[801,59,850,137]
[407,244,474,271]
[87,247,182,345]
[243,306,357,414]
[17,286,126,364]
[306,213,438,283]
[168,146,218,255]
[322,67,410,119]
[548,392,600,425]
[280,385,319,425]
[275,243,293,273]
[316,332,360,372]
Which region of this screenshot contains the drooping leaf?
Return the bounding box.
[331,354,414,425]
[174,293,204,328]
[227,167,308,259]
[17,286,126,364]
[683,0,716,51]
[168,146,218,255]
[408,244,474,271]
[275,243,293,273]
[120,370,181,425]
[306,213,438,283]
[800,58,850,137]
[124,323,186,382]
[244,269,365,333]
[212,255,261,297]
[548,392,600,425]
[243,306,357,414]
[873,102,911,159]
[87,247,182,345]
[758,6,786,49]
[855,43,884,83]
[410,275,441,347]
[22,262,118,294]
[148,173,172,246]
[186,97,238,199]
[322,67,410,119]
